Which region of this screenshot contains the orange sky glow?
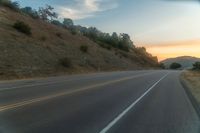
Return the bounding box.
[145,40,200,62]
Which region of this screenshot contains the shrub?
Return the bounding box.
[51,20,63,27]
[40,36,46,41]
[193,62,200,70]
[159,63,165,69]
[99,43,111,50]
[60,57,71,67]
[118,43,129,52]
[13,21,31,35]
[71,29,77,35]
[56,33,62,39]
[119,51,128,58]
[80,45,88,53]
[170,62,182,69]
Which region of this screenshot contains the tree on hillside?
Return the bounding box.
[0,0,20,11]
[170,62,182,69]
[38,5,58,21]
[193,62,200,70]
[51,20,63,27]
[111,32,119,47]
[136,47,147,54]
[21,7,39,19]
[86,27,100,41]
[120,33,134,48]
[159,63,165,69]
[63,18,74,28]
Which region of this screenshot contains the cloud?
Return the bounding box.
[56,0,118,20]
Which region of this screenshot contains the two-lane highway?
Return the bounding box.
[0,70,199,133]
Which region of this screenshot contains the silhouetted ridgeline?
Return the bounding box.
[0,1,159,79]
[161,56,200,69]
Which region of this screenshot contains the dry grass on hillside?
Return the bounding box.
[0,7,158,80]
[181,71,200,103]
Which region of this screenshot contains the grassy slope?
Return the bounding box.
[0,7,158,79]
[181,71,200,103]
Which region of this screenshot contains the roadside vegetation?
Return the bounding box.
[193,62,200,70]
[159,63,165,69]
[0,0,155,53]
[13,21,31,35]
[80,45,88,53]
[60,58,72,68]
[0,0,160,79]
[181,62,200,109]
[170,62,182,69]
[181,71,200,102]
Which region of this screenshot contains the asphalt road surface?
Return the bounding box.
[0,70,199,133]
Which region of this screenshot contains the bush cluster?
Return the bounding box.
[13,21,32,35]
[193,62,200,70]
[170,62,182,69]
[80,45,88,53]
[60,58,71,68]
[56,33,62,39]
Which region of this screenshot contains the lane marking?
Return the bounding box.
[0,71,150,92]
[0,79,74,92]
[0,72,158,112]
[99,72,169,133]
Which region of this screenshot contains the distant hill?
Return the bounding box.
[0,5,158,79]
[161,56,200,69]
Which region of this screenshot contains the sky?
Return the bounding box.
[16,0,200,61]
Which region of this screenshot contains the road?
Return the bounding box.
[0,70,199,133]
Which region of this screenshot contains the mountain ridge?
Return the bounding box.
[161,56,200,69]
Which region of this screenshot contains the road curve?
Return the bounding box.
[0,70,199,133]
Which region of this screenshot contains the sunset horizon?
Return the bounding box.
[145,39,200,61]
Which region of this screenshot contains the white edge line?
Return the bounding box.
[99,72,169,133]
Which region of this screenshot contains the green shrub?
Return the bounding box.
[51,20,63,27]
[13,21,31,35]
[80,45,88,53]
[60,57,71,67]
[56,33,62,39]
[159,63,165,69]
[119,51,128,58]
[118,43,129,52]
[71,30,77,35]
[193,62,200,70]
[99,43,111,50]
[40,36,46,41]
[170,62,182,69]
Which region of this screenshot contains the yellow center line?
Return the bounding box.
[0,72,158,112]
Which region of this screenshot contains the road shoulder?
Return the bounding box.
[180,71,200,118]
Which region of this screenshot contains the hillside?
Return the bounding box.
[161,56,200,69]
[0,6,158,80]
